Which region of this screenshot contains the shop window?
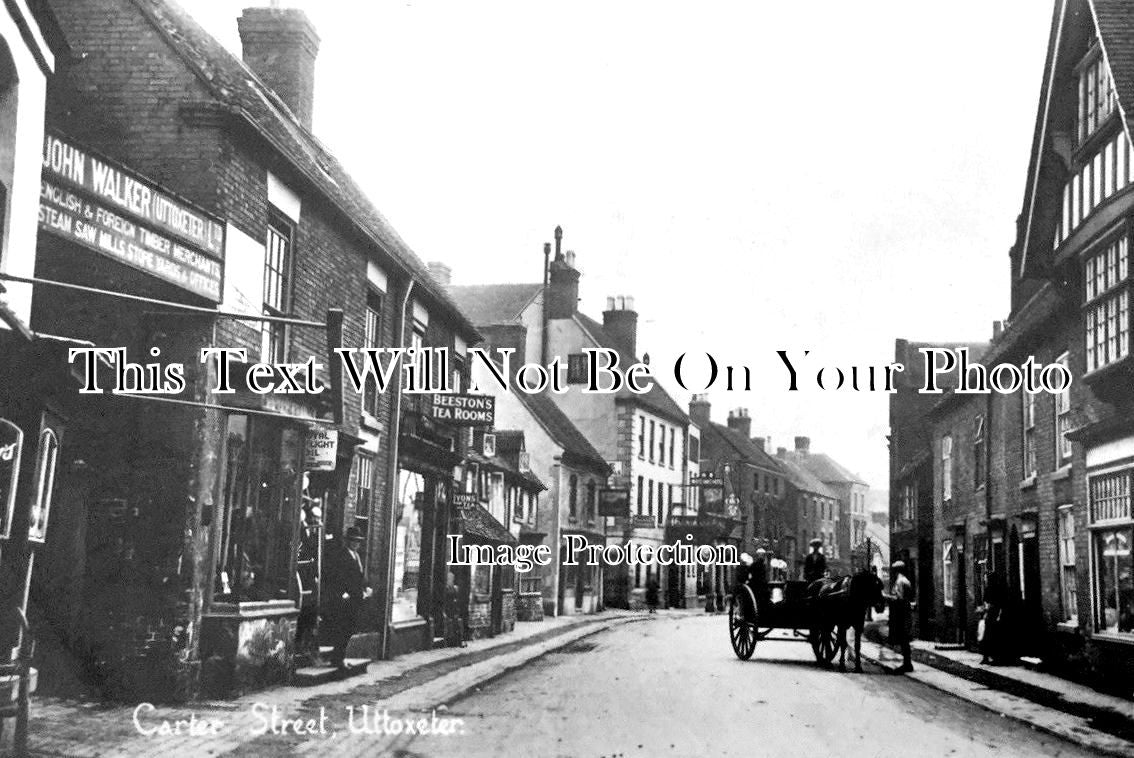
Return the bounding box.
[474,563,491,596]
[261,211,293,364]
[942,540,954,607]
[1090,469,1134,634]
[1058,506,1077,623]
[215,414,302,603]
[363,290,382,417]
[394,469,426,622]
[1085,236,1129,372]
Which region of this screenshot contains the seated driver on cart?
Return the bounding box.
[736,550,772,615]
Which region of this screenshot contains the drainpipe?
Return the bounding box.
[380,278,414,661]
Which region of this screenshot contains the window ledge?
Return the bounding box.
[1051,464,1072,482]
[1055,620,1080,634]
[360,413,384,433]
[1091,631,1134,646]
[1019,475,1037,490]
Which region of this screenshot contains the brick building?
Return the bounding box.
[775,445,842,577]
[17,0,481,700]
[793,440,870,565]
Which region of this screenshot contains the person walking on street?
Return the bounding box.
[645,573,660,614]
[321,526,372,668]
[885,560,915,673]
[803,538,827,585]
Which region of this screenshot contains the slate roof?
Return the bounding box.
[513,390,610,475]
[448,284,542,326]
[574,313,689,426]
[775,452,838,499]
[799,453,867,486]
[132,0,479,340]
[700,422,783,472]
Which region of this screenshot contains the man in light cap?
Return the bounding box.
[885,559,914,672]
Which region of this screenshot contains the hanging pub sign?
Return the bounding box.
[598,487,630,517]
[690,472,724,488]
[39,131,225,302]
[303,427,338,471]
[430,393,495,426]
[0,419,23,541]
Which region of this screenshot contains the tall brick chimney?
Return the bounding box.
[603,295,638,356]
[239,7,320,130]
[794,436,810,455]
[727,408,751,439]
[546,226,580,319]
[689,394,711,426]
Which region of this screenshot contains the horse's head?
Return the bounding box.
[852,568,886,613]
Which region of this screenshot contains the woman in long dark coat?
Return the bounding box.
[645,573,660,614]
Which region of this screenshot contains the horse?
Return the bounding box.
[811,569,886,672]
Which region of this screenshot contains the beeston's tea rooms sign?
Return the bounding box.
[430,393,495,426]
[39,132,225,302]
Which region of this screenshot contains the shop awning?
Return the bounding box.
[454,503,516,545]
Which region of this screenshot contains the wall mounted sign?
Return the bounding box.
[430,393,495,426]
[598,487,630,518]
[0,419,23,541]
[304,428,338,471]
[40,132,225,301]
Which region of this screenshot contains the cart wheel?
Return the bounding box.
[729,590,758,660]
[810,623,838,664]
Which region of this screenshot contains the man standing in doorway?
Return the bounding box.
[321,526,372,668]
[803,538,827,584]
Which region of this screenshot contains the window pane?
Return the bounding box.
[1095,528,1133,633]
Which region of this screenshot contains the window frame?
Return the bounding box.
[261,209,294,364]
[941,434,953,503]
[943,539,954,607]
[1084,232,1131,374]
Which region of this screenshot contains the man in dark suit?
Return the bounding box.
[321,526,371,667]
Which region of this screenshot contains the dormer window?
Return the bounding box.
[1079,46,1115,145]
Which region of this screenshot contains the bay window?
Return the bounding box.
[1085,235,1129,373]
[1078,47,1115,144]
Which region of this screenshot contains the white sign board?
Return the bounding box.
[304,428,338,471]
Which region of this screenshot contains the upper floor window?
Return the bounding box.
[363,290,383,417]
[568,474,578,519]
[1023,392,1037,478]
[649,421,656,463]
[639,417,646,458]
[1055,352,1072,466]
[657,423,666,463]
[1079,48,1115,144]
[973,415,986,488]
[669,428,675,468]
[261,211,293,363]
[942,433,953,503]
[900,482,916,522]
[586,480,596,523]
[1086,236,1130,373]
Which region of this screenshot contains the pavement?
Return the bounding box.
[19,610,650,757]
[11,609,1134,756]
[859,614,1134,757]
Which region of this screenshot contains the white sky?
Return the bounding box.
[188,1,1054,490]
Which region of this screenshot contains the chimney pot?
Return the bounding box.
[776,447,787,458]
[625,295,635,311]
[565,250,576,268]
[238,7,321,130]
[606,296,615,310]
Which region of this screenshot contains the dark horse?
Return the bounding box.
[811,569,886,672]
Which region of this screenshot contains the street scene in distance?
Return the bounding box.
[0,1,1133,757]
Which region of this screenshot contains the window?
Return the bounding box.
[639,418,646,458]
[1055,352,1072,466]
[261,212,293,363]
[567,353,588,383]
[586,480,596,523]
[753,473,759,492]
[647,479,654,519]
[1085,236,1129,372]
[942,540,954,607]
[1079,48,1115,144]
[801,495,808,518]
[900,482,916,522]
[363,290,382,417]
[1058,506,1077,623]
[649,421,656,463]
[669,429,675,467]
[568,474,578,519]
[394,469,426,621]
[1023,392,1037,478]
[657,423,666,462]
[515,485,525,522]
[941,435,953,502]
[354,454,373,559]
[28,427,59,543]
[1089,469,1134,634]
[773,477,779,496]
[972,415,986,489]
[637,475,644,515]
